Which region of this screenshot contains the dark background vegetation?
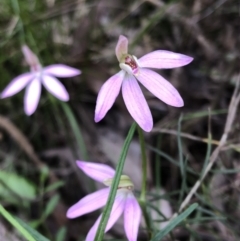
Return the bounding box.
[0,0,240,240]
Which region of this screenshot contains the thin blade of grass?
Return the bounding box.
[151,203,198,241]
[0,203,49,241]
[61,102,88,160]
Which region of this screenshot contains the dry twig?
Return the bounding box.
[172,74,240,218]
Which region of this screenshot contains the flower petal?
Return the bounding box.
[76,161,115,183]
[122,74,153,132]
[42,75,69,101]
[94,70,124,122]
[43,64,81,77]
[124,192,141,241]
[86,189,127,241]
[24,78,41,115]
[116,35,128,62]
[1,73,33,98]
[22,45,40,69]
[136,68,184,107]
[66,188,110,218]
[138,50,193,69]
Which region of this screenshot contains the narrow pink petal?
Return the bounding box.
[124,193,141,241]
[94,70,124,122]
[66,188,110,218]
[1,73,33,98]
[22,45,40,68]
[122,74,153,132]
[136,68,184,107]
[76,161,115,183]
[138,50,193,69]
[105,190,127,231]
[86,190,127,241]
[115,35,128,62]
[86,217,101,241]
[24,78,41,115]
[43,64,81,77]
[42,75,69,101]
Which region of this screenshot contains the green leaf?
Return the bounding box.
[43,194,60,218]
[0,170,36,200]
[55,226,67,241]
[0,203,50,241]
[45,181,65,193]
[16,217,51,241]
[151,203,198,241]
[61,102,88,160]
[94,123,137,241]
[31,194,60,228]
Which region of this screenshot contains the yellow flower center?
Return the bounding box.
[103,175,134,190]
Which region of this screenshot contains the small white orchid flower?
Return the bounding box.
[94,35,193,132]
[66,161,141,241]
[1,45,81,115]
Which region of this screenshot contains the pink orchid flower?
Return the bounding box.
[1,45,81,115]
[67,161,141,241]
[94,35,193,132]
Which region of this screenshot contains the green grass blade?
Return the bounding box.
[15,218,50,241]
[0,203,49,241]
[61,102,88,160]
[151,203,198,241]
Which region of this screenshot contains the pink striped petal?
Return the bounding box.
[43,64,81,77]
[86,189,127,241]
[138,50,193,69]
[115,35,128,62]
[24,78,41,115]
[42,75,69,101]
[66,188,109,218]
[76,161,115,183]
[124,193,141,241]
[94,70,124,122]
[122,75,153,132]
[1,73,33,98]
[136,68,184,107]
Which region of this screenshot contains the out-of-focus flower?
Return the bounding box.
[67,161,141,241]
[1,45,81,115]
[94,35,193,132]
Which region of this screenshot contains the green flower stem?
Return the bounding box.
[94,122,137,241]
[138,126,147,201]
[138,200,152,238]
[137,125,152,238]
[60,102,88,160]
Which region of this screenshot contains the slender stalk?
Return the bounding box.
[137,125,152,238]
[138,126,148,201]
[94,123,137,241]
[61,102,88,160]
